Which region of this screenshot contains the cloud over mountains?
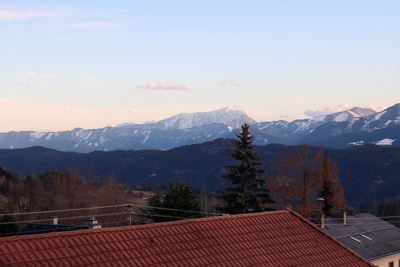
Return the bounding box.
[140,82,187,91]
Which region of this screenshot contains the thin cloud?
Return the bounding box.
[35,21,123,33]
[0,7,121,32]
[0,10,21,21]
[25,71,56,80]
[26,71,37,77]
[41,73,56,80]
[304,105,349,118]
[67,21,122,30]
[219,80,240,87]
[304,104,381,118]
[0,98,27,105]
[365,104,384,112]
[88,74,97,81]
[279,114,295,120]
[0,8,69,21]
[140,82,188,91]
[16,82,32,88]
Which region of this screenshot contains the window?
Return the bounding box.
[388,261,393,267]
[349,236,361,243]
[360,234,372,240]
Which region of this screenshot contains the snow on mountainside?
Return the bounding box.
[375,138,395,146]
[303,104,400,147]
[359,103,400,131]
[0,104,400,152]
[296,107,376,131]
[252,107,377,142]
[154,107,256,130]
[0,108,255,152]
[327,107,376,122]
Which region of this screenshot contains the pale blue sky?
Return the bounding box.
[0,0,399,131]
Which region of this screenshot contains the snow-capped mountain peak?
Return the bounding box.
[359,103,400,131]
[1,104,400,152]
[154,107,256,130]
[313,107,376,123]
[348,107,377,117]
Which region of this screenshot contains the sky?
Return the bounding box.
[0,0,399,131]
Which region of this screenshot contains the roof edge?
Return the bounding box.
[368,250,400,261]
[0,209,289,242]
[286,208,374,267]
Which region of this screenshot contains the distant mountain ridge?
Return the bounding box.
[154,107,256,130]
[0,104,399,152]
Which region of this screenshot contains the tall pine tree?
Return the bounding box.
[221,123,275,214]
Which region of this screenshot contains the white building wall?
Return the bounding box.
[371,253,400,267]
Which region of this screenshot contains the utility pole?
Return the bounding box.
[201,180,208,215]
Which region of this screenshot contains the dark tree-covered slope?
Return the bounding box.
[0,140,399,207]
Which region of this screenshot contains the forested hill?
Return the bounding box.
[0,139,399,208]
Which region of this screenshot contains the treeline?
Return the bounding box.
[0,168,133,235]
[372,196,400,217]
[0,169,130,214]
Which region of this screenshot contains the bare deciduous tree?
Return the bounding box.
[269,145,324,217]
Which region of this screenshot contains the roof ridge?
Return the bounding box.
[0,209,289,242]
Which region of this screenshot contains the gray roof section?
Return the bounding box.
[323,213,400,260]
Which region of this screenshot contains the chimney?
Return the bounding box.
[51,216,58,225]
[84,217,102,229]
[321,214,325,229]
[343,210,347,225]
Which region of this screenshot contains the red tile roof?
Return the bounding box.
[0,209,372,267]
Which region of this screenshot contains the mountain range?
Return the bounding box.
[1,104,399,152]
[0,140,399,207]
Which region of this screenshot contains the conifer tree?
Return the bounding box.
[144,184,204,222]
[221,123,274,214]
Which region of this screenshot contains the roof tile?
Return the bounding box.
[0,209,372,267]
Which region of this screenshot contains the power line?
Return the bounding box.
[134,212,188,220]
[307,215,400,220]
[135,203,223,216]
[323,221,399,227]
[0,209,195,226]
[0,204,129,217]
[0,203,223,218]
[0,212,190,236]
[0,211,129,225]
[0,217,131,237]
